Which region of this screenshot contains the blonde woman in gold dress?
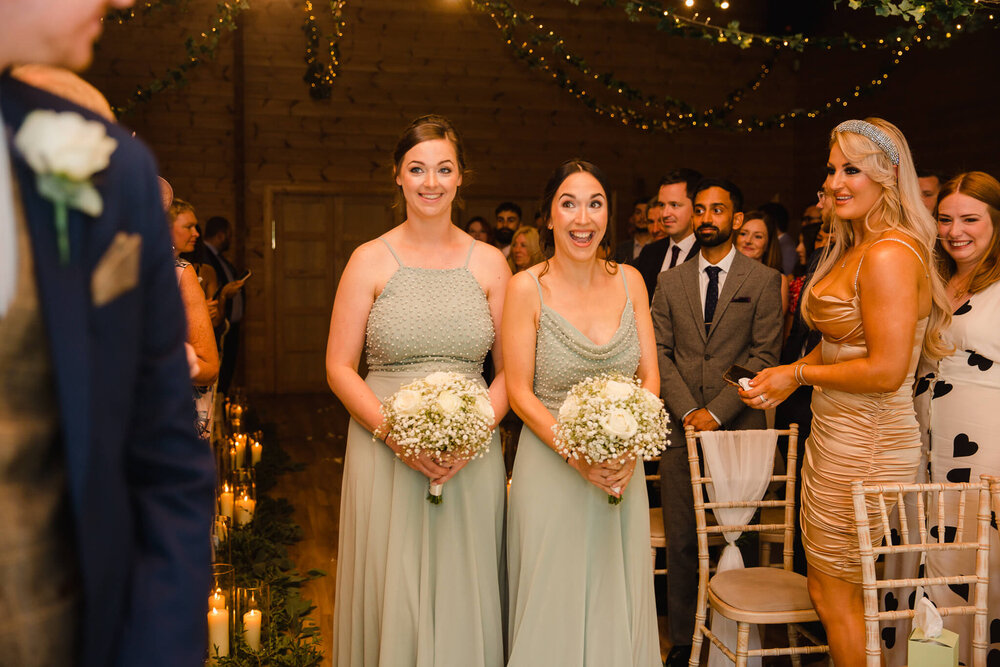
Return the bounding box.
[737,118,950,665]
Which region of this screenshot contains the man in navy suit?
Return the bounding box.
[0,1,216,665]
[634,168,703,302]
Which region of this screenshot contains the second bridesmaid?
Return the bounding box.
[504,160,661,666]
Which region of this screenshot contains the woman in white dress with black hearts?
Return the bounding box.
[916,171,1000,663]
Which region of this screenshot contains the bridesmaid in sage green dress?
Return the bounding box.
[503,160,661,666]
[326,116,511,667]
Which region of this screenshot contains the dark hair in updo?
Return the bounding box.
[538,159,617,277]
[391,115,467,210]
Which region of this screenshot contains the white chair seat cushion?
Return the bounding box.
[709,566,813,612]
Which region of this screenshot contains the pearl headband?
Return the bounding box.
[833,119,900,166]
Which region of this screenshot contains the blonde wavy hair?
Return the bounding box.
[508,226,547,273]
[801,117,951,359]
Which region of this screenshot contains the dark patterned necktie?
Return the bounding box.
[669,244,682,269]
[704,265,721,334]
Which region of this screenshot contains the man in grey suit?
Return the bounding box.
[651,178,783,665]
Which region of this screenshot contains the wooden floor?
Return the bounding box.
[256,393,679,666]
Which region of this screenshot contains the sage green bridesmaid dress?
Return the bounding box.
[333,238,505,667]
[507,270,660,667]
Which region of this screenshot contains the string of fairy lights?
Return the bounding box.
[470,0,996,132]
[106,0,995,134]
[303,0,347,100]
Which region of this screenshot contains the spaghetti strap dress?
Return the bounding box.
[506,269,660,667]
[332,238,506,667]
[800,237,928,583]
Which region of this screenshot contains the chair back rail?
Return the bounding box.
[852,478,992,667]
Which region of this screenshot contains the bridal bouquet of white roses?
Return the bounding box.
[553,374,670,505]
[378,371,495,504]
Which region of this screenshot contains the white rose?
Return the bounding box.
[425,371,453,386]
[641,389,662,412]
[436,390,461,414]
[15,110,117,182]
[602,379,634,402]
[392,389,422,415]
[474,395,495,422]
[599,408,639,439]
[558,395,581,421]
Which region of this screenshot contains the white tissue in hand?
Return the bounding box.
[738,378,752,391]
[913,597,943,638]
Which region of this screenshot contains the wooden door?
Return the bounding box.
[271,191,394,393]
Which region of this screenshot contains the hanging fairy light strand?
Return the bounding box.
[471,0,918,133]
[302,0,347,100]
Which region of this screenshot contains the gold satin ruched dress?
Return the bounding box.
[800,238,927,583]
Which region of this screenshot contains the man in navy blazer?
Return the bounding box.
[0,1,216,665]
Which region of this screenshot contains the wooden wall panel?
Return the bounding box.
[84,1,1000,393]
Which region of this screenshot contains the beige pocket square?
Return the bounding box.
[91,232,142,307]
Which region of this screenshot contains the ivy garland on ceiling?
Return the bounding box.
[109,0,250,116]
[109,0,994,130]
[108,0,348,114]
[468,0,997,133]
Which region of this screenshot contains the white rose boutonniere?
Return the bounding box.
[14,110,118,264]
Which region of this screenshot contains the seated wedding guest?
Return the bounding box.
[326,115,509,666]
[652,177,783,665]
[736,209,790,316]
[738,118,949,665]
[917,168,943,214]
[504,159,660,666]
[0,3,216,663]
[759,201,797,274]
[916,171,1000,662]
[465,215,493,244]
[168,199,220,438]
[508,225,546,273]
[495,201,522,256]
[614,196,651,264]
[635,168,703,302]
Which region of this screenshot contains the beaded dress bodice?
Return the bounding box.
[529,270,640,411]
[365,238,493,375]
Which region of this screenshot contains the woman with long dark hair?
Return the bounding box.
[504,159,660,666]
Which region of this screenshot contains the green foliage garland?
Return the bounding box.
[469,0,993,132]
[303,0,348,100]
[213,432,325,666]
[112,0,250,116]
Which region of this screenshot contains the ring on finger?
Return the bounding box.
[758,394,767,404]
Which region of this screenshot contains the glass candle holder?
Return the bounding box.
[207,564,234,660]
[233,470,257,527]
[211,515,231,564]
[237,584,268,652]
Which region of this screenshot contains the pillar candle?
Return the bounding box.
[234,434,246,468]
[207,606,230,658]
[251,440,262,466]
[242,609,262,651]
[235,495,255,526]
[219,485,234,520]
[209,588,228,611]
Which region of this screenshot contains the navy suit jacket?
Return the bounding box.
[634,236,700,302]
[0,74,216,667]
